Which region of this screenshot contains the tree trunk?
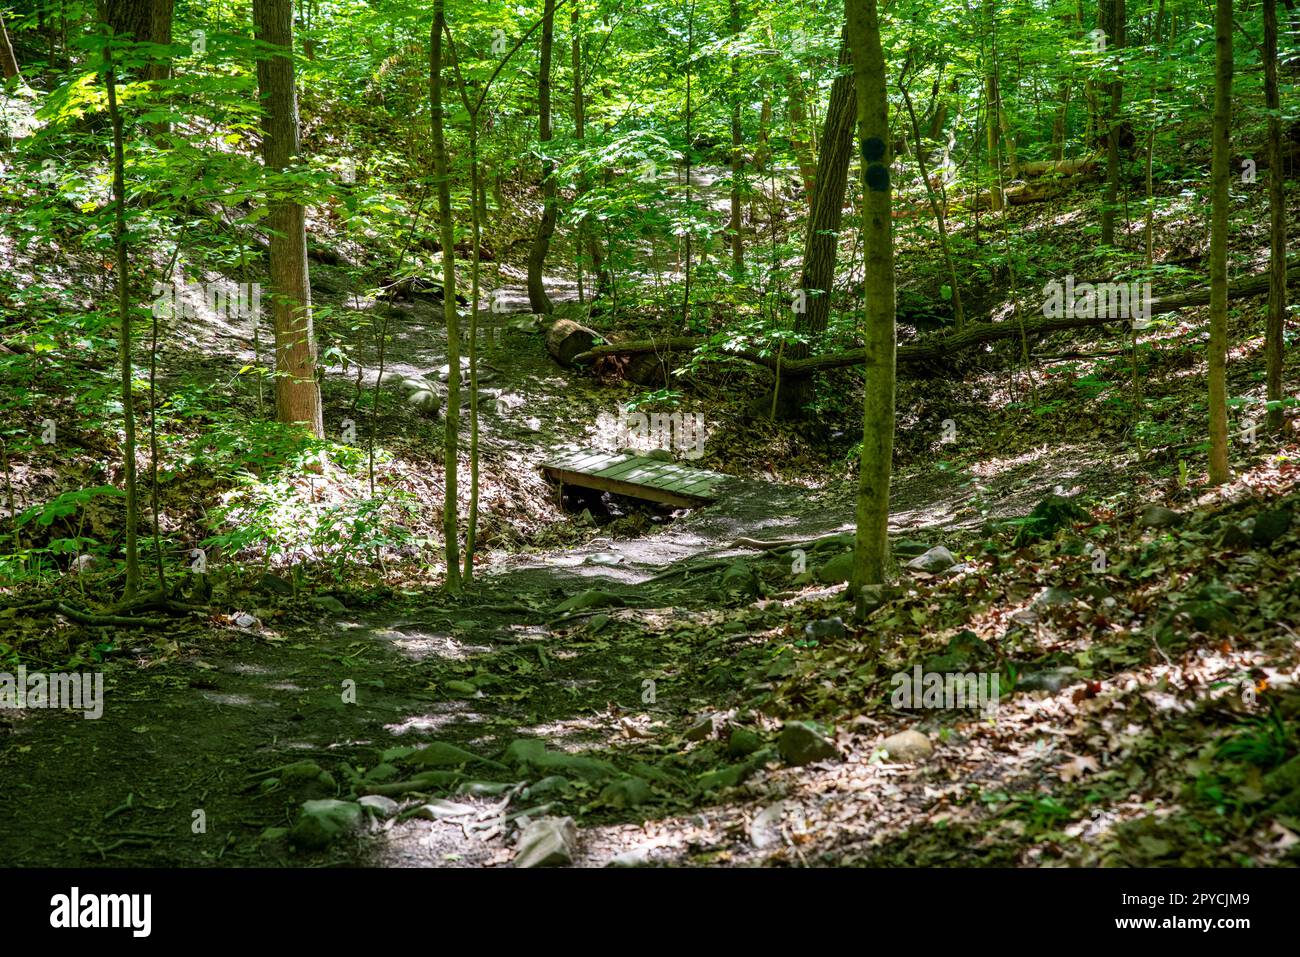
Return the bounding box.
[571,5,607,299]
[901,84,964,327]
[787,71,817,195]
[431,0,462,591]
[254,0,324,438]
[106,0,172,81]
[100,13,140,600]
[526,0,557,315]
[0,14,22,82]
[1100,0,1125,247]
[796,34,856,340]
[1265,0,1288,432]
[728,0,744,274]
[845,0,895,594]
[1207,0,1232,484]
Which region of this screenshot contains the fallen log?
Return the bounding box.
[573,264,1300,377]
[967,171,1101,210]
[1018,154,1102,177]
[545,318,601,367]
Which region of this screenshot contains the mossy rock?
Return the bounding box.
[815,551,855,584]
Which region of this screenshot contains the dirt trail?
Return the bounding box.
[0,283,1119,868]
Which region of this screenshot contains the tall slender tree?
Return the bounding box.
[100,10,140,600]
[846,0,895,594]
[431,0,462,591]
[1264,0,1288,432]
[728,0,744,274]
[253,0,324,438]
[526,0,558,315]
[1207,0,1232,484]
[0,13,22,82]
[1100,0,1126,247]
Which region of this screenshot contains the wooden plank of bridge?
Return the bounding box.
[541,448,728,508]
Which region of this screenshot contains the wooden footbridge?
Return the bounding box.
[541,448,728,508]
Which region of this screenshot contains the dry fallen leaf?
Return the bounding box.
[1057,752,1100,782]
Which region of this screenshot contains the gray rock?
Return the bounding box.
[1139,504,1183,529]
[877,729,933,763]
[605,844,656,867]
[1033,586,1075,609]
[749,801,786,849]
[514,816,578,868]
[777,720,840,766]
[892,539,930,558]
[406,389,442,416]
[906,545,957,573]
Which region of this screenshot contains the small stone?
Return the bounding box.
[232,612,258,629]
[777,720,840,766]
[605,844,655,867]
[1139,504,1183,529]
[906,545,957,573]
[877,729,933,763]
[749,801,786,849]
[513,816,578,868]
[1032,586,1074,609]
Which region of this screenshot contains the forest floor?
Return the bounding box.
[5,162,1300,866]
[4,257,1300,867]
